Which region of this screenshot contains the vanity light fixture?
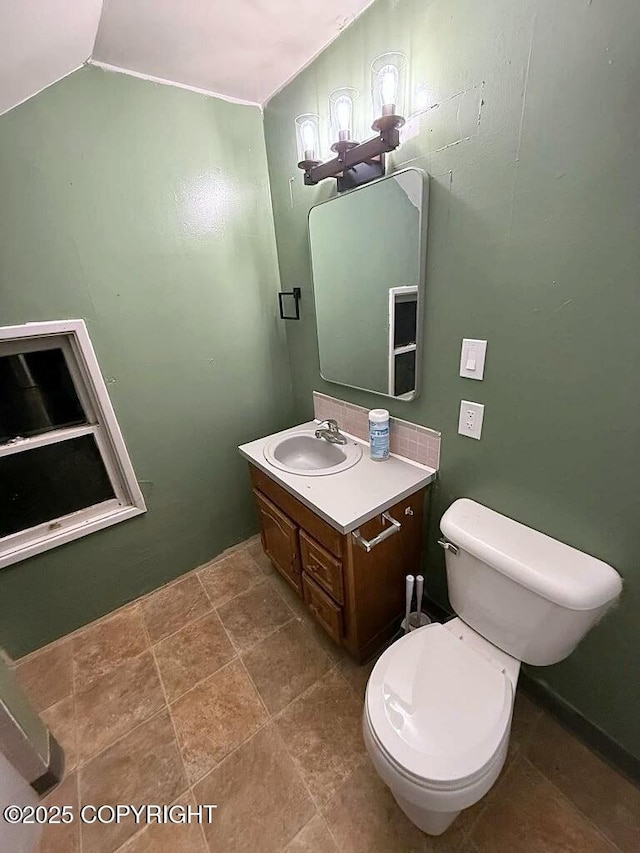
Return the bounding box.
[295,52,407,192]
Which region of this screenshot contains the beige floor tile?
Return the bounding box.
[323,757,464,853]
[525,712,640,853]
[217,580,293,652]
[170,658,267,783]
[75,652,164,762]
[15,641,73,712]
[193,724,315,852]
[80,710,186,853]
[246,538,275,574]
[118,791,208,853]
[41,695,77,774]
[72,606,148,691]
[470,756,617,852]
[275,669,366,807]
[154,611,236,702]
[141,575,210,643]
[337,655,377,701]
[305,623,346,664]
[35,771,79,853]
[268,570,308,619]
[268,573,345,663]
[198,549,265,607]
[285,814,340,852]
[509,691,542,754]
[242,620,331,714]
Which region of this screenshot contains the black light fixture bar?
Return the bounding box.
[301,126,401,191]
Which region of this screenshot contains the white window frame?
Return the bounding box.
[0,319,146,570]
[388,286,418,399]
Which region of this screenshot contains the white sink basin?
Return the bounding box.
[263,430,363,476]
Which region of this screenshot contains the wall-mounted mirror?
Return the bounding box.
[309,168,428,400]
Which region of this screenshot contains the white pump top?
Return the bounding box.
[440,499,622,611]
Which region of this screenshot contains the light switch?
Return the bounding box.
[458,400,484,440]
[460,339,487,380]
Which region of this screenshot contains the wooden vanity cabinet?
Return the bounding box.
[249,464,427,663]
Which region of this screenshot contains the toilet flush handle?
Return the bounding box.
[437,538,459,555]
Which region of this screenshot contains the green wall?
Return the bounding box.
[0,66,292,656]
[264,0,640,760]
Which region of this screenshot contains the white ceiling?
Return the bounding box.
[0,0,103,116]
[0,0,373,116]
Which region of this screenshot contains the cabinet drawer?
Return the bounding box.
[300,531,344,605]
[302,573,343,645]
[253,489,302,594]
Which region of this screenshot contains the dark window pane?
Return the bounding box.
[0,349,86,444]
[394,299,417,348]
[0,436,115,538]
[394,350,416,397]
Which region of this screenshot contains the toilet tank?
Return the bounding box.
[440,499,622,666]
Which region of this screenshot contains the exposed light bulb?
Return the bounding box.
[335,96,353,135]
[380,64,399,110]
[300,120,317,159]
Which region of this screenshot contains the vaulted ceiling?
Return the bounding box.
[0,0,373,117]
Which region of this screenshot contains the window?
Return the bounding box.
[0,320,146,569]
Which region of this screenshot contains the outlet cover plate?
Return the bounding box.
[458,400,484,440]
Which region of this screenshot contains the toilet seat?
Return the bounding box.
[365,623,513,790]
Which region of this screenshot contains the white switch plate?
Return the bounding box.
[460,339,487,380]
[458,400,484,440]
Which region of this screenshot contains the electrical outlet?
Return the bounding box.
[458,400,484,440]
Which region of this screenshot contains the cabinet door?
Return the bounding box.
[254,489,302,594]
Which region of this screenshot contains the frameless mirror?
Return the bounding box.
[309,168,428,400]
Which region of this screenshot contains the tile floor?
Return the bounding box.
[12,536,640,853]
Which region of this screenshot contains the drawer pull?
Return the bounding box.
[308,561,326,578]
[352,511,401,553]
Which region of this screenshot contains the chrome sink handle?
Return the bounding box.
[315,418,338,434]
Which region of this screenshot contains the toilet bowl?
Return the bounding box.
[363,618,519,835]
[364,498,622,836]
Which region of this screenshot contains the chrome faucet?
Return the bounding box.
[314,418,348,445]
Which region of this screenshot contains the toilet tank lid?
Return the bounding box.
[440,499,622,611]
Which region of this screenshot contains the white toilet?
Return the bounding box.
[363,498,622,836]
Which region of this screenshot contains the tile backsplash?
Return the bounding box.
[313,392,441,470]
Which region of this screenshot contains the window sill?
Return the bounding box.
[0,505,146,571]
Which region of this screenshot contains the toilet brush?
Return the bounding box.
[416,575,424,628]
[404,575,414,635]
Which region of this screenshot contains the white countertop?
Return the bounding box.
[238,421,436,535]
